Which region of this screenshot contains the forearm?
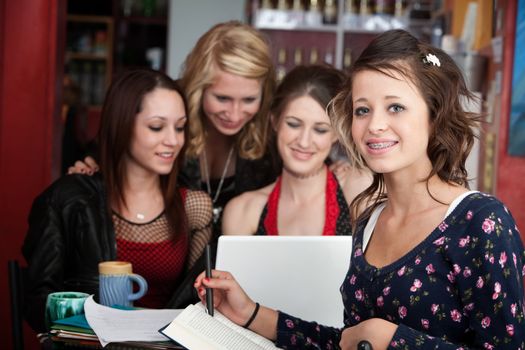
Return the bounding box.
[245,304,278,341]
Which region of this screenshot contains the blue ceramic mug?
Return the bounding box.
[98,261,148,307]
[45,291,89,330]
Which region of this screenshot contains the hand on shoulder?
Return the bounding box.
[67,156,99,175]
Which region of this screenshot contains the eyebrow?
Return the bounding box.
[284,116,331,127]
[213,92,260,99]
[354,95,401,103]
[147,115,187,122]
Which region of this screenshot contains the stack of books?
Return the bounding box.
[48,314,99,347]
[47,314,183,349]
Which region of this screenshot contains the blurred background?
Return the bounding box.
[1,1,524,348]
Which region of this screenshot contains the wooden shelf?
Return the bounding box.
[65,13,114,107]
[257,24,338,32]
[66,52,109,60]
[67,14,113,24]
[117,16,167,26]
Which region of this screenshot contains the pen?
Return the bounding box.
[357,340,373,350]
[205,244,214,316]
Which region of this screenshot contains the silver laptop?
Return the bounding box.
[215,236,352,328]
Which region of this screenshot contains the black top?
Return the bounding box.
[178,151,280,238]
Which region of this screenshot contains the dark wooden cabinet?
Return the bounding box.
[63,0,168,139]
[65,0,168,108]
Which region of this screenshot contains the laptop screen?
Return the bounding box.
[215,235,352,328]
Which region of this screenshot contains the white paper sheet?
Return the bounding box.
[83,295,182,347]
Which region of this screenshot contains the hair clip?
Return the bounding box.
[423,53,441,67]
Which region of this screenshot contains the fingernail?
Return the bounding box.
[204,278,210,283]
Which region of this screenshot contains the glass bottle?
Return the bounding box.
[323,0,337,24]
[309,0,319,11]
[262,0,273,9]
[292,0,303,10]
[294,47,303,66]
[359,0,371,15]
[309,47,319,64]
[276,48,287,82]
[305,0,322,26]
[345,0,356,13]
[394,0,404,17]
[343,48,352,69]
[277,0,288,10]
[324,49,334,65]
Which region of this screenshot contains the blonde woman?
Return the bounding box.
[178,21,279,233]
[69,21,280,235]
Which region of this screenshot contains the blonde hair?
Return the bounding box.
[180,21,275,159]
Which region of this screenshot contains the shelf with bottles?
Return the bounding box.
[253,0,339,30]
[252,0,412,33]
[268,30,337,81]
[252,0,434,74]
[65,15,114,108]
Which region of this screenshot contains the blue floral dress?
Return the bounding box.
[275,192,525,349]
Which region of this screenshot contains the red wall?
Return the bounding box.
[496,1,525,234]
[0,1,64,349]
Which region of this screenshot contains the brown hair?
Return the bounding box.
[98,68,188,236]
[330,29,480,222]
[271,64,346,123]
[180,21,275,159]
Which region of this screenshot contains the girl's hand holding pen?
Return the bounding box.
[194,269,256,327]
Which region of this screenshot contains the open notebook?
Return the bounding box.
[215,236,352,328]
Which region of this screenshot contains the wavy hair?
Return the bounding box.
[180,21,275,160]
[330,29,480,223]
[98,68,188,237]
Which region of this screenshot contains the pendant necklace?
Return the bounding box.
[202,146,235,224]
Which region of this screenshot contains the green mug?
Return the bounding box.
[45,291,89,330]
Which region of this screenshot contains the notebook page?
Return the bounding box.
[163,304,280,350]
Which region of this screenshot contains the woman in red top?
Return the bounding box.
[23,69,212,332]
[222,65,371,236]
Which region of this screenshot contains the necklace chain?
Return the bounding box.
[202,146,235,204]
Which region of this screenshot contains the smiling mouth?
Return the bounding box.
[367,141,397,149]
[218,119,243,128]
[157,152,174,158]
[291,148,315,159]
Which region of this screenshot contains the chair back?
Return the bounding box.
[8,260,24,350]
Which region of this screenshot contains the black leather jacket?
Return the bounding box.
[22,173,200,332]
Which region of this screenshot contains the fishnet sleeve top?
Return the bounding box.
[184,189,213,270]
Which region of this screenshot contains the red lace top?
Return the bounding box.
[113,189,188,309]
[255,170,351,236]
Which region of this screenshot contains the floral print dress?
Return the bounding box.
[275,192,525,349]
